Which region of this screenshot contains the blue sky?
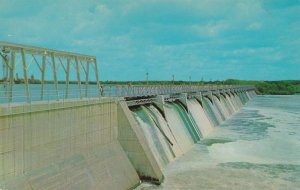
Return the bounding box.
[1,0,300,81]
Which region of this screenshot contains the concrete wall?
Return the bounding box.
[0,98,140,190]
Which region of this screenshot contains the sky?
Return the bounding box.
[0,0,300,81]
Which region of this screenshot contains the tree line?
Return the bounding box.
[1,77,299,95]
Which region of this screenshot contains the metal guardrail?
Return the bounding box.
[0,84,255,116]
[0,89,99,103]
[100,84,255,98]
[0,84,255,104]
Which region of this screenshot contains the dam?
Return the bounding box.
[0,43,256,189]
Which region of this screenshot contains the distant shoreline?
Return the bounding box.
[1,79,299,95]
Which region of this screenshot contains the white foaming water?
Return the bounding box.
[213,96,229,120]
[137,95,300,190]
[206,98,223,124]
[220,95,234,115]
[164,103,194,153]
[208,96,300,165]
[245,91,251,100]
[233,94,243,108]
[220,96,232,118]
[187,98,215,137]
[231,95,241,110]
[236,94,244,108]
[225,94,238,112]
[147,105,183,157]
[132,107,174,168]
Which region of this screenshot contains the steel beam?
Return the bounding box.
[0,41,95,60]
[41,54,46,100]
[65,58,70,99]
[85,62,89,97]
[75,57,81,98]
[8,51,15,102]
[21,49,30,102]
[51,53,59,100]
[93,60,100,88]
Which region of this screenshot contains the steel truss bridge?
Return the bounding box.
[0,42,100,102]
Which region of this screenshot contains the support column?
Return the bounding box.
[21,49,30,102]
[8,51,15,102]
[41,53,46,100]
[93,60,100,88]
[85,61,89,97]
[75,56,81,98]
[65,58,70,99]
[1,49,9,83]
[51,53,59,100]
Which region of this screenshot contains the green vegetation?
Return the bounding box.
[1,78,300,95]
[222,79,300,95]
[101,80,300,95]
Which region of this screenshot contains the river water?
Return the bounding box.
[137,95,300,190]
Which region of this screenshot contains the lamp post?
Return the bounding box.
[172,74,175,84]
[146,72,149,85]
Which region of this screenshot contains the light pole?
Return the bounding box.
[146,72,149,85]
[172,74,175,84]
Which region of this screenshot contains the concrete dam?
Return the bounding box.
[0,43,256,190]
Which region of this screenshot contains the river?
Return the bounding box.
[137,95,300,190]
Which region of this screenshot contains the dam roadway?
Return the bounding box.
[0,42,256,190]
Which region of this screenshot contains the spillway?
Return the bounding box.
[129,90,256,177]
[132,106,174,168]
[156,102,195,153]
[202,97,221,126]
[186,98,214,137]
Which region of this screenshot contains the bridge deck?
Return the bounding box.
[101,84,255,98]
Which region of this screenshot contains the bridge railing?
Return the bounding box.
[0,88,100,104]
[100,84,255,97]
[0,88,111,117]
[0,84,255,105]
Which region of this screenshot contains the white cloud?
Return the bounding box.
[0,0,299,80]
[95,4,112,15]
[247,22,262,30]
[191,21,229,38]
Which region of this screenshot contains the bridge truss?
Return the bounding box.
[0,42,100,103]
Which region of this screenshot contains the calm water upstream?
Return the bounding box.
[137,95,300,190]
